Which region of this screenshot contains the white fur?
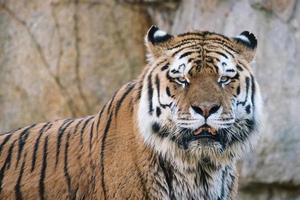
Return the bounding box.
[154,30,168,38]
[169,56,192,79]
[235,35,251,44]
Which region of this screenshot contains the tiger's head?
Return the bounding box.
[137,26,262,167]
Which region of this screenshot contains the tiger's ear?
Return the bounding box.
[233,31,257,62]
[145,25,173,63]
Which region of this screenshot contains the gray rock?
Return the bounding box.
[0,0,149,131]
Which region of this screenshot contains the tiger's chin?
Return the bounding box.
[148,118,258,167]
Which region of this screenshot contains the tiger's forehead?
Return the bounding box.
[161,31,242,79]
[167,42,238,78]
[168,31,235,50]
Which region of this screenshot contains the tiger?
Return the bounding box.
[0,25,262,200]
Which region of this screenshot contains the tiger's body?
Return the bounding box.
[0,26,262,200]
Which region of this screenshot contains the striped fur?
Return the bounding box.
[0,27,262,199]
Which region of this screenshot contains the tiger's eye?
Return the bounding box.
[176,77,189,87]
[219,76,231,84]
[177,77,186,82]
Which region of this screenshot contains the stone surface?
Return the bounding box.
[0,0,149,131]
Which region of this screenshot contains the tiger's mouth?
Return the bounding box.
[178,124,221,149]
[177,124,221,150]
[192,124,217,140]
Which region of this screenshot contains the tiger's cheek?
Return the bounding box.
[160,75,189,122]
[153,75,175,120]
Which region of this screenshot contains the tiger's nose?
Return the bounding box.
[191,103,221,118]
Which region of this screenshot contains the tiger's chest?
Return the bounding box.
[172,170,223,200]
[152,163,233,200]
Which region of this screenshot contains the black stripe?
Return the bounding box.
[55,119,74,168]
[89,121,95,152]
[168,41,200,50]
[236,64,244,71]
[188,57,194,63]
[107,92,117,114]
[237,77,250,106]
[31,122,50,172]
[44,123,53,133]
[161,64,169,71]
[166,87,171,97]
[171,44,200,57]
[100,112,113,200]
[206,50,228,59]
[155,75,172,108]
[179,51,195,59]
[64,132,74,199]
[232,72,240,80]
[0,134,12,156]
[173,37,203,44]
[170,69,180,74]
[158,156,175,199]
[245,105,251,114]
[225,69,235,73]
[177,32,204,37]
[171,42,200,54]
[152,122,161,133]
[147,73,154,114]
[199,166,211,197]
[80,116,94,145]
[222,48,234,58]
[237,62,248,71]
[207,43,237,58]
[73,118,84,134]
[166,72,177,84]
[15,152,27,200]
[39,136,48,200]
[155,74,161,103]
[215,57,220,62]
[129,98,134,114]
[136,82,143,102]
[250,74,256,111]
[156,107,161,117]
[236,85,240,95]
[0,140,16,193]
[96,105,106,131]
[204,40,238,53]
[155,59,168,67]
[16,124,36,168]
[115,83,135,116]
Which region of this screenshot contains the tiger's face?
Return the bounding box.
[138,26,262,165]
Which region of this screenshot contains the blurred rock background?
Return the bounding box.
[0,0,299,199]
